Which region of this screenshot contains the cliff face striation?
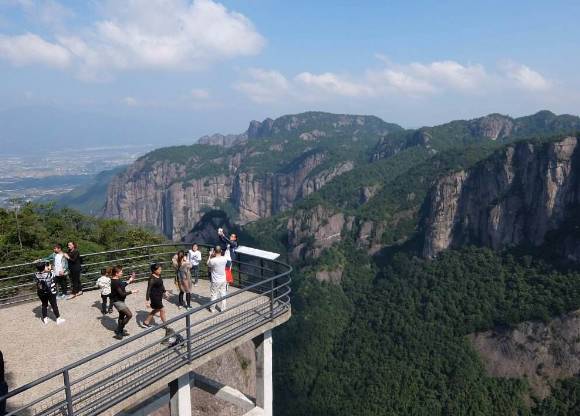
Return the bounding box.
[105,112,400,239]
[423,136,580,257]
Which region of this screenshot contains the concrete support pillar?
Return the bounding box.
[169,372,192,416]
[254,330,273,416]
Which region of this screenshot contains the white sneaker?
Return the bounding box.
[56,317,66,325]
[42,317,49,325]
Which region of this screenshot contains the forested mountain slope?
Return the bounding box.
[101,109,580,414]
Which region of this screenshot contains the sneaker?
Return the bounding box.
[56,317,66,325]
[178,305,182,309]
[114,333,123,340]
[141,321,151,328]
[207,308,214,313]
[42,317,49,325]
[193,283,198,287]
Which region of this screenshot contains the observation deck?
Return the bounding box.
[0,243,292,416]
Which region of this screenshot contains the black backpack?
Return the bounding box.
[37,276,56,295]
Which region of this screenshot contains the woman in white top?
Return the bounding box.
[187,244,202,287]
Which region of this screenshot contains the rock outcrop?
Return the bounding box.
[105,112,398,239]
[287,205,354,261]
[423,136,580,257]
[469,113,514,140]
[470,310,580,398]
[198,133,247,147]
[105,151,355,239]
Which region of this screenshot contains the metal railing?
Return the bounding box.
[0,243,292,416]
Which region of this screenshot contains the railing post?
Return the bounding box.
[185,313,192,362]
[63,369,74,416]
[270,278,274,320]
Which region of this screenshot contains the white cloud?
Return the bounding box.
[367,69,437,95]
[122,96,138,106]
[191,88,210,99]
[408,61,487,90]
[502,62,551,91]
[235,59,552,103]
[0,33,71,68]
[0,0,265,80]
[295,72,373,97]
[234,68,290,103]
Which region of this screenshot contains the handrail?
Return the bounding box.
[0,242,292,416]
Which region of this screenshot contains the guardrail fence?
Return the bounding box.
[0,243,292,416]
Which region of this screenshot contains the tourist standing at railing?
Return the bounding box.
[110,266,138,339]
[142,263,170,327]
[34,262,65,325]
[172,251,193,309]
[42,243,69,300]
[218,228,238,267]
[63,241,82,299]
[96,267,113,314]
[187,243,202,287]
[207,246,228,313]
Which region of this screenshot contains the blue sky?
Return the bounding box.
[0,0,579,148]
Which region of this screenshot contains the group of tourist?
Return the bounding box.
[33,230,239,340]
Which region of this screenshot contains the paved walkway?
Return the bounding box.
[0,278,260,412]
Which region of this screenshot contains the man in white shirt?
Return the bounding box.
[206,246,228,313]
[43,244,69,299]
[187,244,202,287]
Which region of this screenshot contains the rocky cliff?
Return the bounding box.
[423,136,580,257]
[470,310,580,399]
[105,112,395,239]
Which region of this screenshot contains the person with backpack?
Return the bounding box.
[43,243,69,299]
[34,261,65,325]
[63,241,82,299]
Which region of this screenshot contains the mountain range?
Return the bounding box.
[62,109,580,414]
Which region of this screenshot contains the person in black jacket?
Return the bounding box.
[63,241,82,298]
[142,263,169,328]
[218,228,238,267]
[110,265,138,339]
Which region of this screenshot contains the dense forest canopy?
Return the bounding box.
[0,203,164,264]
